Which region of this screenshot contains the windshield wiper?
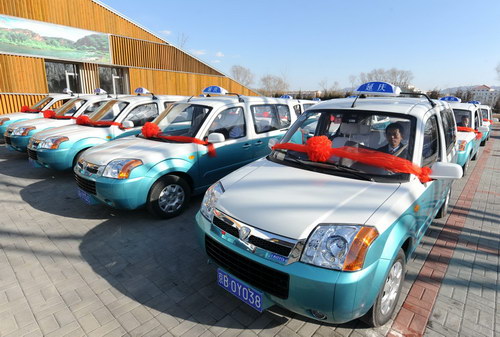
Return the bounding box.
[310,161,375,181]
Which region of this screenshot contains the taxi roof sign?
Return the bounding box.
[468,100,481,104]
[62,88,73,95]
[94,88,107,95]
[355,82,401,96]
[134,87,151,95]
[202,86,228,95]
[312,97,321,101]
[439,96,461,102]
[280,94,293,99]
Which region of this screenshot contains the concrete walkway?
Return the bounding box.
[0,127,498,337]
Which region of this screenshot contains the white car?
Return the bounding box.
[196,82,463,326]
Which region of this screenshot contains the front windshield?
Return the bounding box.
[149,103,213,137]
[87,100,129,122]
[480,108,489,120]
[273,110,416,181]
[31,97,52,110]
[55,99,87,116]
[452,109,472,128]
[80,100,110,116]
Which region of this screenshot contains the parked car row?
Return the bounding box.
[1,82,493,327]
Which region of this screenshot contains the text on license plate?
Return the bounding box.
[217,268,263,312]
[77,188,95,205]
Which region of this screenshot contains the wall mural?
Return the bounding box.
[0,14,111,63]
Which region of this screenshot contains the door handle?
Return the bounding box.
[255,140,263,145]
[242,143,251,148]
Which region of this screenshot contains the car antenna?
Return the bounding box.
[350,94,365,108]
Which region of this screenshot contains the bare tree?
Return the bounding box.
[348,75,357,90]
[358,68,414,89]
[427,88,441,99]
[260,74,289,96]
[497,63,500,81]
[230,65,255,87]
[176,33,189,49]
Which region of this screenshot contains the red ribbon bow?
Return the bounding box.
[141,122,216,157]
[21,105,42,113]
[76,115,124,127]
[456,126,482,140]
[43,110,74,119]
[272,136,432,183]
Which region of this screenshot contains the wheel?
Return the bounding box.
[147,175,191,218]
[362,249,405,327]
[436,188,451,219]
[480,139,486,146]
[471,151,477,161]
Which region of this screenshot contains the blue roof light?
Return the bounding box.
[280,94,293,99]
[468,100,481,104]
[439,96,461,102]
[355,82,401,96]
[94,88,107,95]
[202,86,228,95]
[312,97,321,101]
[134,87,151,95]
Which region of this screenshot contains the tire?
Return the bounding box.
[436,188,451,219]
[480,139,486,146]
[462,159,469,175]
[362,249,405,327]
[471,151,477,161]
[147,175,191,218]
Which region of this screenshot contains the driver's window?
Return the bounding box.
[474,110,480,128]
[206,107,246,140]
[422,116,440,167]
[123,103,159,126]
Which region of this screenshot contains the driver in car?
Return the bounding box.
[377,122,408,159]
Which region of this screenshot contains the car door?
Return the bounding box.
[416,115,443,241]
[250,104,293,159]
[197,106,254,187]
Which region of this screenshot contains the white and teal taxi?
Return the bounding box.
[478,103,492,145]
[73,86,302,218]
[5,90,114,152]
[0,91,73,143]
[196,82,463,326]
[28,89,186,171]
[442,96,488,173]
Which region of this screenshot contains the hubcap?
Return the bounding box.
[380,261,403,316]
[158,184,185,213]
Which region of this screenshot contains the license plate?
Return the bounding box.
[77,188,98,205]
[217,268,263,312]
[28,158,41,168]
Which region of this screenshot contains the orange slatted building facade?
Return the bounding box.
[0,0,257,114]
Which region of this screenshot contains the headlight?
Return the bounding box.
[301,225,378,271]
[102,159,143,179]
[11,126,35,136]
[0,117,10,125]
[458,140,466,152]
[200,181,225,221]
[39,136,69,149]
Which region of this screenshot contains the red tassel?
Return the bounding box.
[306,136,332,162]
[20,105,29,112]
[76,115,91,125]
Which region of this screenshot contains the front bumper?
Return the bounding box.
[7,135,30,152]
[73,167,153,210]
[35,147,73,170]
[195,212,389,324]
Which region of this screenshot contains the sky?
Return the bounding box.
[100,0,500,92]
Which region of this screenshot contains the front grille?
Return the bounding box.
[212,215,293,257]
[5,136,11,145]
[27,148,38,160]
[248,236,292,256]
[205,235,289,299]
[213,216,239,237]
[74,173,96,195]
[86,165,99,174]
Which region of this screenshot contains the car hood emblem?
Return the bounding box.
[238,226,251,241]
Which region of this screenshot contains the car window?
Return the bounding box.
[251,104,290,134]
[441,108,456,155]
[293,104,302,116]
[31,97,52,109]
[123,103,159,126]
[206,107,246,140]
[154,103,212,137]
[422,115,440,167]
[452,109,471,128]
[56,99,86,116]
[89,100,129,122]
[474,110,480,128]
[480,108,489,119]
[81,100,109,115]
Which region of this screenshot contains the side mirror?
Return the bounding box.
[121,120,134,128]
[268,137,279,149]
[478,126,489,133]
[207,132,225,143]
[429,162,463,180]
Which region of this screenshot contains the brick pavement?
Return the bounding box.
[0,128,498,337]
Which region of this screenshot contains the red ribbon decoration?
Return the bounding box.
[457,126,482,140]
[43,110,74,119]
[76,115,124,127]
[272,136,432,183]
[141,122,216,157]
[483,118,493,123]
[21,105,42,113]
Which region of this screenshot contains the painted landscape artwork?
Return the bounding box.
[0,15,110,63]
